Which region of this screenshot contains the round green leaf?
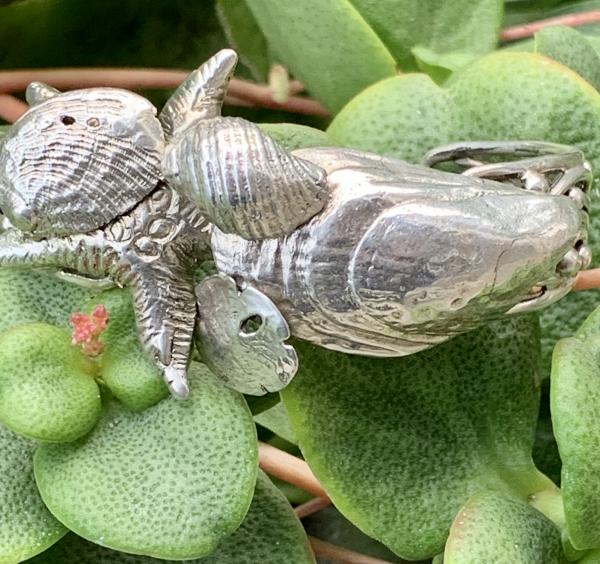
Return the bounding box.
[259,123,334,151]
[0,423,66,564]
[0,270,97,334]
[27,472,314,564]
[444,491,563,563]
[551,329,600,549]
[282,317,553,560]
[34,363,258,560]
[535,25,600,92]
[0,323,101,442]
[246,0,396,113]
[84,289,168,411]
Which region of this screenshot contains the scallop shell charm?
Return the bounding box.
[161,49,329,240]
[0,86,164,237]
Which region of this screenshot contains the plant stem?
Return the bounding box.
[0,68,328,117]
[501,10,600,42]
[0,94,27,123]
[574,268,600,292]
[309,537,396,564]
[258,441,327,497]
[295,495,332,518]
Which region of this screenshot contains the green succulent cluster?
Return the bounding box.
[4,0,600,562]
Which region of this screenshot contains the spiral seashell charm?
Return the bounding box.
[161,49,329,240]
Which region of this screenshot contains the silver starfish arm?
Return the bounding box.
[128,260,197,398]
[0,229,113,277]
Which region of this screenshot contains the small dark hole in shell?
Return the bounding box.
[240,314,263,336]
[61,116,76,126]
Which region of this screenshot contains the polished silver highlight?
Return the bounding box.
[195,274,298,395]
[212,143,590,356]
[162,49,329,240]
[0,49,593,400]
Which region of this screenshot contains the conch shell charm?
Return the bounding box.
[0,49,592,399]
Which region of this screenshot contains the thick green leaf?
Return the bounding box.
[27,472,314,564]
[0,323,101,442]
[535,25,600,91]
[551,320,600,549]
[579,549,600,563]
[34,363,258,560]
[216,0,272,81]
[328,51,600,378]
[0,423,66,564]
[246,0,396,113]
[259,123,334,151]
[412,47,477,83]
[349,0,503,71]
[85,290,168,411]
[444,491,563,563]
[282,317,553,560]
[254,401,297,444]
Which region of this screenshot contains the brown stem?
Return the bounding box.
[309,537,396,564]
[501,10,600,42]
[258,441,327,497]
[574,268,600,292]
[0,68,328,117]
[295,495,332,519]
[0,94,28,123]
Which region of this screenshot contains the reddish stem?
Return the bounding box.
[0,68,328,117]
[309,537,396,564]
[258,441,327,498]
[501,9,600,42]
[574,268,600,292]
[294,495,332,519]
[0,94,28,122]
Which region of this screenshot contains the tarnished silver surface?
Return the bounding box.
[0,185,209,397]
[195,274,297,395]
[161,49,329,240]
[0,48,593,399]
[211,144,590,356]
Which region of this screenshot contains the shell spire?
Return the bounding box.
[160,49,238,140]
[25,82,60,106]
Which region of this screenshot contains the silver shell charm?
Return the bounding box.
[195,274,297,395]
[0,86,164,237]
[0,48,593,401]
[211,144,591,356]
[161,49,329,240]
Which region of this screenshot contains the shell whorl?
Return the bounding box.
[0,88,165,237]
[165,117,329,240]
[160,49,238,140]
[25,82,60,106]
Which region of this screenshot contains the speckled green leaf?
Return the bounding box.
[328,51,600,378]
[246,0,396,113]
[411,47,477,83]
[27,472,314,564]
[579,549,600,563]
[282,317,553,560]
[551,317,600,549]
[34,363,258,560]
[0,323,101,442]
[535,26,600,92]
[259,123,333,151]
[349,0,503,71]
[0,423,66,564]
[0,270,97,334]
[444,491,563,563]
